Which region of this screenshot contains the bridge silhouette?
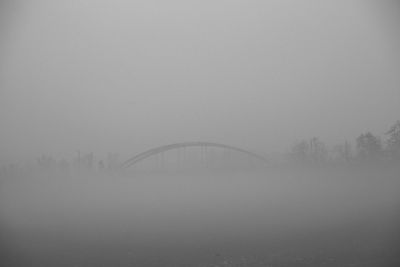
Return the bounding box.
[120,141,267,169]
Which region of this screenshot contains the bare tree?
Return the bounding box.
[385,120,400,160]
[290,140,309,163]
[309,137,327,163]
[356,132,382,161]
[333,141,352,163]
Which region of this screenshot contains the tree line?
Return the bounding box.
[1,120,400,176]
[289,120,400,164]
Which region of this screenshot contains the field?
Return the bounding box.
[1,166,399,266]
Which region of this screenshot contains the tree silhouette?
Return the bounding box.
[356,132,382,161]
[385,120,400,160]
[333,141,352,163]
[290,140,309,163]
[309,137,327,163]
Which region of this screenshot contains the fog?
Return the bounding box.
[1,1,400,266]
[1,166,400,266]
[1,1,400,161]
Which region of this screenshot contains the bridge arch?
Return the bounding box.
[120,142,267,169]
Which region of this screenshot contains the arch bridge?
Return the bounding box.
[120,142,267,169]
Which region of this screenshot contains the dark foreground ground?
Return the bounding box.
[1,166,399,266]
[2,217,399,267]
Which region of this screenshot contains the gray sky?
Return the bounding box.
[1,0,399,162]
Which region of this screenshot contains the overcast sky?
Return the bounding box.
[1,0,399,162]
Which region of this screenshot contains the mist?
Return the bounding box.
[1,1,400,266]
[1,164,400,266]
[1,0,400,161]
